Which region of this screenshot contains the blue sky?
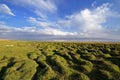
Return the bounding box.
[0,0,120,40]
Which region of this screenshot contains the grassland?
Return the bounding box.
[0,40,120,80]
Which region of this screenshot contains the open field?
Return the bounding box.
[0,40,120,80]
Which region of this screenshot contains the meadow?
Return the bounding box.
[0,40,120,80]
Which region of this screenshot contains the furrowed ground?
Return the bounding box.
[0,40,120,80]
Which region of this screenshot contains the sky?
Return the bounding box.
[0,0,120,40]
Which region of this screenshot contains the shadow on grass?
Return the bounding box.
[31,58,47,80]
[0,57,16,80]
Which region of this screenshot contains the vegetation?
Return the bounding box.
[0,40,120,80]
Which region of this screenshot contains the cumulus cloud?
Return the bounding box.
[57,3,111,38]
[0,4,15,16]
[9,0,56,18]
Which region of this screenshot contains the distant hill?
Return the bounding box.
[0,38,120,42]
[41,38,120,42]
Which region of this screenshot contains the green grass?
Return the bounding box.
[0,40,120,80]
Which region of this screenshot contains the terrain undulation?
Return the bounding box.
[0,40,120,80]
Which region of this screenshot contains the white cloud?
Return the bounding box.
[10,0,56,12]
[0,4,15,16]
[28,17,37,23]
[27,17,51,27]
[27,17,77,35]
[0,22,77,40]
[57,3,111,38]
[9,0,56,18]
[27,17,62,29]
[40,28,77,36]
[34,10,48,19]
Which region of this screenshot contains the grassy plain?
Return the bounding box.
[0,40,120,80]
